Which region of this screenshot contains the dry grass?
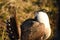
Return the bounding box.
[0,0,58,40]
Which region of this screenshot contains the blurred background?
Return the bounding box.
[0,0,58,40]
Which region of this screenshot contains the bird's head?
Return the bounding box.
[35,11,50,28]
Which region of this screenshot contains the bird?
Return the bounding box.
[21,10,51,40]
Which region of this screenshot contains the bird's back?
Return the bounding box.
[21,19,48,40]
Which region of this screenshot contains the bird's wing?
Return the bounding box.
[6,17,19,40]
